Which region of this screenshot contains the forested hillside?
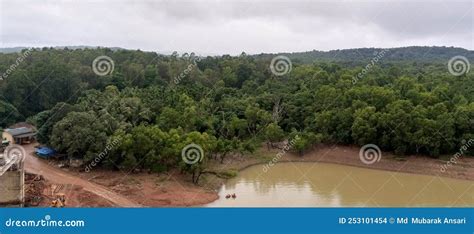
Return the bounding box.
[0,47,472,180]
[256,46,474,65]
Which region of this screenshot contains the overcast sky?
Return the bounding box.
[0,0,472,55]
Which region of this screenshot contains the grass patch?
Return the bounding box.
[438,155,452,162]
[216,169,238,179]
[393,157,408,162]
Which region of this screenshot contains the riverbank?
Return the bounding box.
[26,144,473,207]
[205,144,474,183]
[274,144,474,181]
[97,144,473,206]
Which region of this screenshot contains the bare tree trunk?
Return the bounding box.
[220,153,227,164]
[195,173,202,184]
[272,97,284,123]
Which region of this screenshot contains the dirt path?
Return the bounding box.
[23,144,143,207]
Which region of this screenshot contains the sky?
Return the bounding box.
[0,0,473,55]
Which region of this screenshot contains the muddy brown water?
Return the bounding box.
[206,162,474,207]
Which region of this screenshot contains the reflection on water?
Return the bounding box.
[206,162,474,207]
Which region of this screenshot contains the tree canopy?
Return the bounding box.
[1,47,472,183]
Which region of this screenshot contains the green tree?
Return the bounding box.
[264,123,285,149]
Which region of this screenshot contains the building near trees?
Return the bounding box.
[2,127,37,145]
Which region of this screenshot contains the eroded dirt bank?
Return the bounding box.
[24,144,473,207]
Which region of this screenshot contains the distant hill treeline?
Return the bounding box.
[254,46,474,65]
[0,46,125,54]
[2,46,472,65]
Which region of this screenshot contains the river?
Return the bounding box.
[206,162,473,207]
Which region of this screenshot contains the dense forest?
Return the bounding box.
[0,47,473,182]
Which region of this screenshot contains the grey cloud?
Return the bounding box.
[0,0,472,55]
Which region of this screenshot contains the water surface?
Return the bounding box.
[206,162,473,207]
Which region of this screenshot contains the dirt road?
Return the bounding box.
[23,144,143,207]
